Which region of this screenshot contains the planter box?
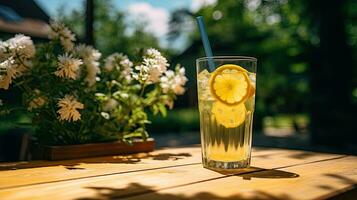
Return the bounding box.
[43,138,155,160]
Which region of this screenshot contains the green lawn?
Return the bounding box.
[0,114,33,134]
[148,108,200,133]
[0,108,310,134]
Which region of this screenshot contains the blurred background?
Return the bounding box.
[0,0,356,161]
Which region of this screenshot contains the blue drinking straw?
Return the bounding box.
[196,16,215,71]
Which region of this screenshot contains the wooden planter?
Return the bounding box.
[43,138,155,160]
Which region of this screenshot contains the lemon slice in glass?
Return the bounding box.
[209,64,251,106]
[212,102,246,128]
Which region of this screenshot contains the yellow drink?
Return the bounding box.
[196,58,256,170]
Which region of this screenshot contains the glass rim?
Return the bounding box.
[196,56,257,62]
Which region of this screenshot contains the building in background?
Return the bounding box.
[0,0,49,39]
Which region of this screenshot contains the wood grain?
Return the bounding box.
[0,148,349,200]
[0,146,200,189]
[122,156,357,200]
[0,147,283,189]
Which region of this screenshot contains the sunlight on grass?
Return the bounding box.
[148,108,200,133]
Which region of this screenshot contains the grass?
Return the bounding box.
[0,108,310,135]
[148,108,200,133]
[263,114,310,128]
[149,109,310,133]
[0,114,33,134]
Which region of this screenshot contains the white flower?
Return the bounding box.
[47,21,76,52]
[104,55,115,72]
[146,48,168,72]
[172,82,186,95]
[102,98,119,112]
[0,35,34,79]
[159,70,174,93]
[57,95,84,122]
[75,44,101,62]
[84,61,100,86]
[134,48,168,84]
[75,44,101,86]
[0,58,23,90]
[134,64,149,83]
[159,66,187,95]
[5,34,36,59]
[54,54,83,80]
[143,58,163,83]
[100,112,110,119]
[104,53,133,82]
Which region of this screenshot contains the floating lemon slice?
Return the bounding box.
[209,64,251,105]
[212,102,246,128]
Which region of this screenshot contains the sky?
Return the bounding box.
[34,0,218,51]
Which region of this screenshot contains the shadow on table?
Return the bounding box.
[76,182,294,200]
[211,167,299,180]
[0,152,192,171]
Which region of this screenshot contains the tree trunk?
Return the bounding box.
[85,0,94,45]
[309,0,356,146]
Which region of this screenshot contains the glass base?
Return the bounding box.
[202,157,250,171]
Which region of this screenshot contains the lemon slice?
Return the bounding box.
[212,102,246,128]
[247,85,256,99]
[209,64,251,105]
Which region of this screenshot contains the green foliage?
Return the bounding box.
[148,108,200,133]
[58,0,161,58]
[0,22,187,146]
[170,0,317,128]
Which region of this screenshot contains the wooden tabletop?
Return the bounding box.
[0,146,356,200]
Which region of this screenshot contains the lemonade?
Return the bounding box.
[197,58,256,170]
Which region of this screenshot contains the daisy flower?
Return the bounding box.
[28,89,46,111]
[84,61,100,86]
[47,21,76,52]
[54,54,83,80]
[75,44,101,62]
[6,34,36,59]
[57,95,84,122]
[75,44,101,86]
[0,58,23,90]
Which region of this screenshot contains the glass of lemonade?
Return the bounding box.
[196,56,257,170]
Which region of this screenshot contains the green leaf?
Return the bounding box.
[158,103,167,117]
[152,104,159,115]
[123,132,143,139]
[95,93,108,101]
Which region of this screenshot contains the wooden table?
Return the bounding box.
[0,146,356,200]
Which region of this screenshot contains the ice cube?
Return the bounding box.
[198,69,211,90]
[198,69,211,80]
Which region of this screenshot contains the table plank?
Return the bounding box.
[0,147,282,189]
[0,147,200,189]
[122,156,357,200]
[0,148,346,200]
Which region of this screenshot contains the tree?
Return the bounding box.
[57,0,161,58]
[309,0,357,146]
[170,0,312,131]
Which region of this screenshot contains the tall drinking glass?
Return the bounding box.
[196,56,257,170]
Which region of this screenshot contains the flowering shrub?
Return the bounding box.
[0,21,187,145]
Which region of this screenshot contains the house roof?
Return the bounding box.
[0,0,49,38]
[1,0,49,22]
